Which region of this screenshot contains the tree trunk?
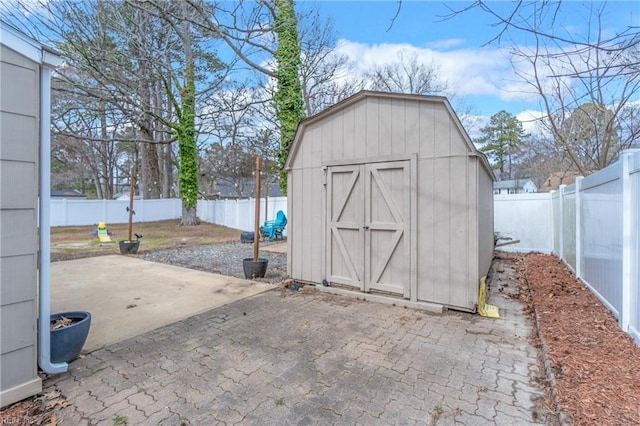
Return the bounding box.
[139,126,162,199]
[181,206,197,226]
[163,143,173,198]
[177,4,199,225]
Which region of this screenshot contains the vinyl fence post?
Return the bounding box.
[575,177,583,279]
[63,197,68,226]
[549,190,556,253]
[621,150,633,332]
[558,184,566,261]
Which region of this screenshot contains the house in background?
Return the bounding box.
[493,178,538,195]
[540,171,583,192]
[1,22,63,408]
[202,178,283,199]
[51,189,87,199]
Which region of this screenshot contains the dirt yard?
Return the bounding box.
[50,219,242,261]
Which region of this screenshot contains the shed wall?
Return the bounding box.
[478,161,495,279]
[288,94,493,311]
[0,45,42,406]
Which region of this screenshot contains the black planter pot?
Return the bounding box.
[240,231,254,244]
[50,311,91,363]
[119,240,140,254]
[243,258,268,279]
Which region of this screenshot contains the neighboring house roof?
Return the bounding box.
[493,179,537,191]
[51,189,86,198]
[284,90,495,181]
[541,171,584,192]
[211,180,282,198]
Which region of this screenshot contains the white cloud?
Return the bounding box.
[334,39,537,103]
[516,110,547,135]
[425,38,466,50]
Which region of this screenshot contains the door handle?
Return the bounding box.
[362,226,370,230]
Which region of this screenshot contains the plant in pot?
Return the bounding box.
[243,157,268,278]
[49,311,91,363]
[119,166,142,254]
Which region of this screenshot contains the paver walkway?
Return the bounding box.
[47,264,547,425]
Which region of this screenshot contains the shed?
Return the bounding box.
[284,91,495,312]
[1,23,63,407]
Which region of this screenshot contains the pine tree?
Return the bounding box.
[477,111,527,180]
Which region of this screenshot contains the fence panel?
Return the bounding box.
[494,193,552,252]
[50,198,182,226]
[551,191,561,255]
[626,152,640,342]
[581,164,623,318]
[562,186,577,270]
[195,197,288,232]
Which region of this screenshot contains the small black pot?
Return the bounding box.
[243,258,268,279]
[240,231,254,244]
[50,311,91,363]
[119,240,140,254]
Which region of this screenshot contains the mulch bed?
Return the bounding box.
[521,253,640,425]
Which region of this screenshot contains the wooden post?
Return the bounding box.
[253,157,261,261]
[264,175,269,222]
[128,167,135,242]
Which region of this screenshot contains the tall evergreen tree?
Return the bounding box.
[476,110,528,180]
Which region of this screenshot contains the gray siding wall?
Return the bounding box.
[288,95,492,311]
[477,161,495,280]
[0,44,42,404]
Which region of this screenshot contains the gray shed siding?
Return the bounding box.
[0,44,42,406]
[286,92,494,311]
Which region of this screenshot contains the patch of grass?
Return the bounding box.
[178,413,189,425]
[275,397,285,406]
[112,414,128,425]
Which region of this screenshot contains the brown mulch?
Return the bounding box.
[521,253,640,425]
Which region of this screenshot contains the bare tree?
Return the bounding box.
[297,10,363,115]
[200,81,279,197]
[446,1,640,174]
[364,49,448,95]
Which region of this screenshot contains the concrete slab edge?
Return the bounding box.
[314,285,445,314]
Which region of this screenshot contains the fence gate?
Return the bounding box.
[326,161,411,297]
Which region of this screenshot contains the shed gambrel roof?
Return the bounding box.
[285,90,494,179]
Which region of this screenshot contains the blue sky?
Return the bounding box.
[300,1,640,131]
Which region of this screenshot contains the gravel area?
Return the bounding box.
[138,241,288,284]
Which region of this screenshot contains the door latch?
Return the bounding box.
[362,226,370,230]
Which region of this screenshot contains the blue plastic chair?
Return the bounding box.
[261,210,287,241]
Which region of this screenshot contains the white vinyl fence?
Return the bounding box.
[50,198,183,226]
[197,197,288,233]
[51,196,288,233]
[495,149,640,344]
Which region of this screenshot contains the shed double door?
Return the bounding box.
[327,161,411,297]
